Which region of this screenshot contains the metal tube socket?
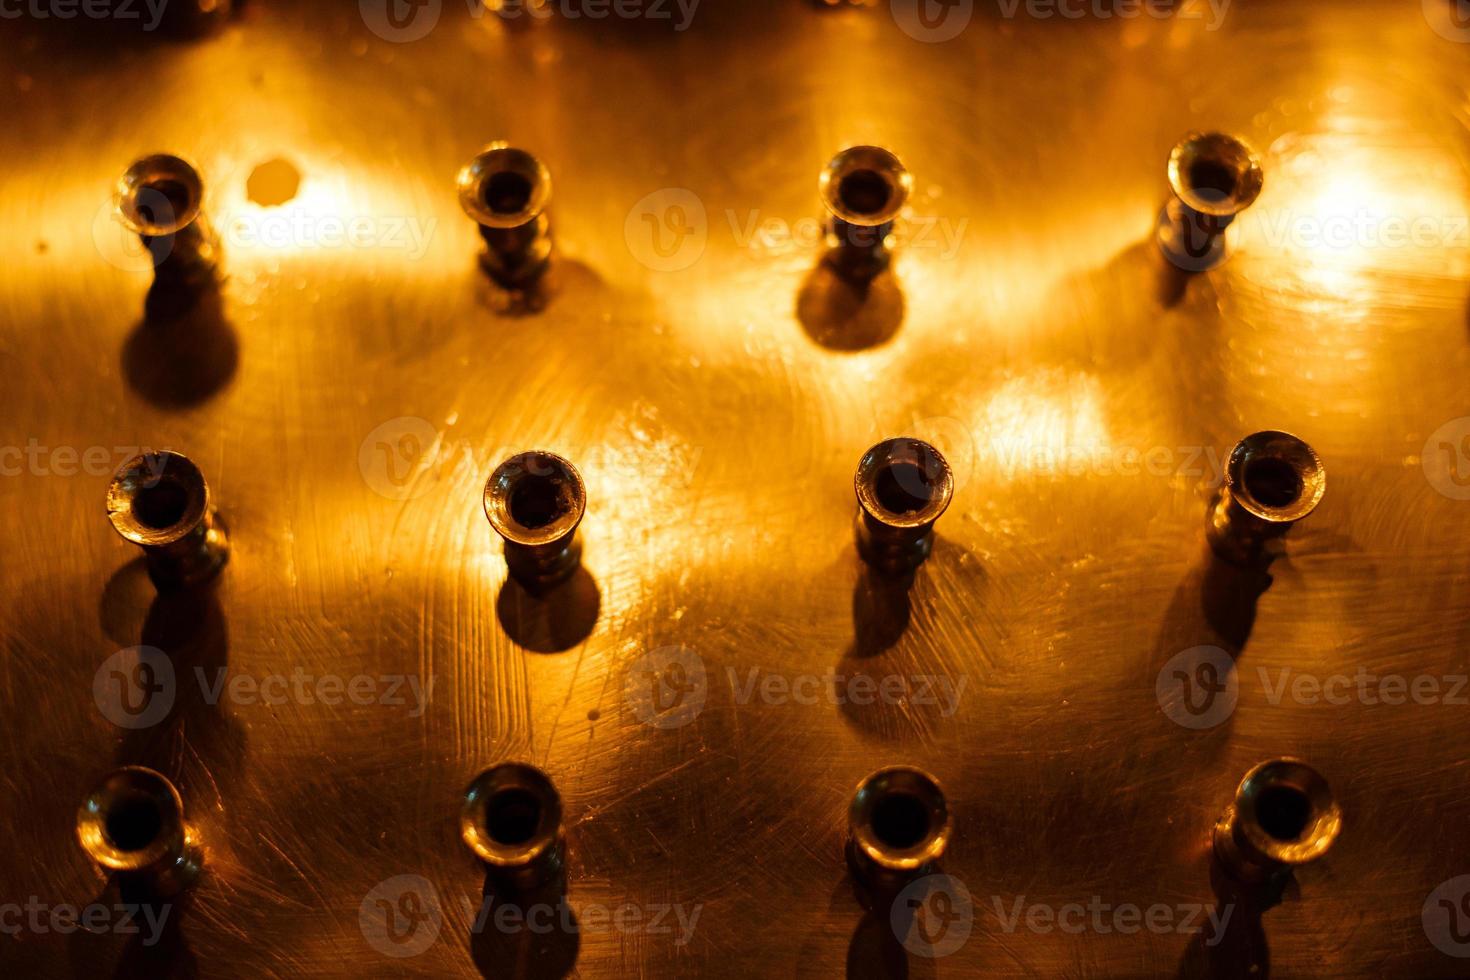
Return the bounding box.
[1206,430,1325,566]
[456,143,554,286]
[116,154,220,291]
[1156,132,1263,271]
[819,145,912,280]
[1213,758,1342,883]
[76,766,202,898]
[848,766,951,893]
[854,437,954,576]
[107,451,230,590]
[484,451,586,590]
[460,762,566,891]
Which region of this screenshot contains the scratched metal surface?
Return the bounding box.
[3,0,1470,976]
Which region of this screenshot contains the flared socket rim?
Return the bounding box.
[1225,430,1325,523]
[849,766,951,874]
[117,154,205,237]
[1167,132,1263,219]
[457,143,552,230]
[819,145,912,228]
[76,766,187,873]
[107,451,210,548]
[484,451,586,548]
[460,762,564,870]
[1233,758,1341,867]
[855,438,954,530]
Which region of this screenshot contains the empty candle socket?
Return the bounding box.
[457,143,554,286]
[460,762,566,890]
[819,145,912,279]
[107,451,229,590]
[1213,759,1341,883]
[484,451,586,590]
[1156,132,1263,271]
[1206,430,1325,566]
[116,154,220,290]
[848,766,951,893]
[76,766,202,898]
[855,438,953,576]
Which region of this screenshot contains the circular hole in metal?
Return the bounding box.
[131,479,191,530]
[486,787,542,846]
[509,474,565,530]
[1243,456,1302,509]
[838,169,892,218]
[870,791,930,850]
[874,461,934,515]
[484,171,534,216]
[137,179,196,229]
[1188,158,1238,198]
[105,795,164,852]
[1255,783,1312,842]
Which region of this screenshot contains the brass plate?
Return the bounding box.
[3,0,1470,976]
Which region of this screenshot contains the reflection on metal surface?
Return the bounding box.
[76,766,203,898]
[1213,758,1343,884]
[106,452,230,590]
[1206,430,1325,567]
